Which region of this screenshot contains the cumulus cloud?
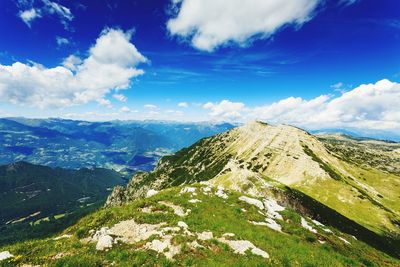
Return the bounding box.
[0,28,147,108]
[62,55,82,71]
[203,100,246,120]
[167,0,320,51]
[19,8,41,27]
[203,80,400,132]
[252,79,400,131]
[252,95,330,125]
[178,102,188,108]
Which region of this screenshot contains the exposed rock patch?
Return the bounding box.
[239,195,285,232]
[301,217,317,234]
[0,251,14,261]
[159,201,190,217]
[202,186,212,195]
[144,235,181,260]
[146,189,159,198]
[177,221,188,229]
[239,196,264,210]
[338,237,351,245]
[217,236,269,259]
[215,186,228,199]
[188,199,202,203]
[180,187,197,196]
[264,198,285,220]
[109,219,166,244]
[197,231,213,241]
[96,235,113,251]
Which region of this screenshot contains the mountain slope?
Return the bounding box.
[0,162,124,227]
[1,184,398,266]
[106,121,400,256]
[1,122,399,265]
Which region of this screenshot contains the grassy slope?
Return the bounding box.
[1,185,398,266]
[295,160,400,236]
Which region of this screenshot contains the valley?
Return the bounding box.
[0,118,235,174]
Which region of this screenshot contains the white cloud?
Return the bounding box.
[252,79,400,131]
[144,104,158,109]
[16,0,73,30]
[97,98,112,108]
[113,93,127,102]
[252,95,330,125]
[339,0,359,6]
[203,80,400,132]
[0,28,147,108]
[56,36,69,46]
[62,55,82,71]
[119,106,132,113]
[203,100,246,120]
[178,102,188,108]
[166,109,184,116]
[331,82,344,90]
[19,8,41,27]
[42,0,73,29]
[167,0,320,51]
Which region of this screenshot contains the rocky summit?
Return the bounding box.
[107,122,400,238]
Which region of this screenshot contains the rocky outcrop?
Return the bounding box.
[0,251,14,261]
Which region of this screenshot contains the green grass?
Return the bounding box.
[1,185,398,266]
[302,145,343,181]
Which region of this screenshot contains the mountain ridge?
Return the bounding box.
[106,121,400,256]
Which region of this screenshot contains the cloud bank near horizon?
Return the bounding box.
[203,79,400,133]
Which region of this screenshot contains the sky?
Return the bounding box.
[0,0,399,136]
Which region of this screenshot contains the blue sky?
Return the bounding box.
[0,0,399,135]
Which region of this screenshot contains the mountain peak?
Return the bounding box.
[106,122,400,244]
[239,121,310,136]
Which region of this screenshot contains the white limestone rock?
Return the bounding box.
[0,251,14,261]
[146,189,159,198]
[96,235,113,251]
[239,196,264,210]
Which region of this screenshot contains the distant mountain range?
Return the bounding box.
[310,128,400,142]
[0,118,235,174]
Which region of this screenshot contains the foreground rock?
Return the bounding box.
[0,251,14,261]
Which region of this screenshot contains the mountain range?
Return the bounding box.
[0,118,235,174]
[1,121,398,266]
